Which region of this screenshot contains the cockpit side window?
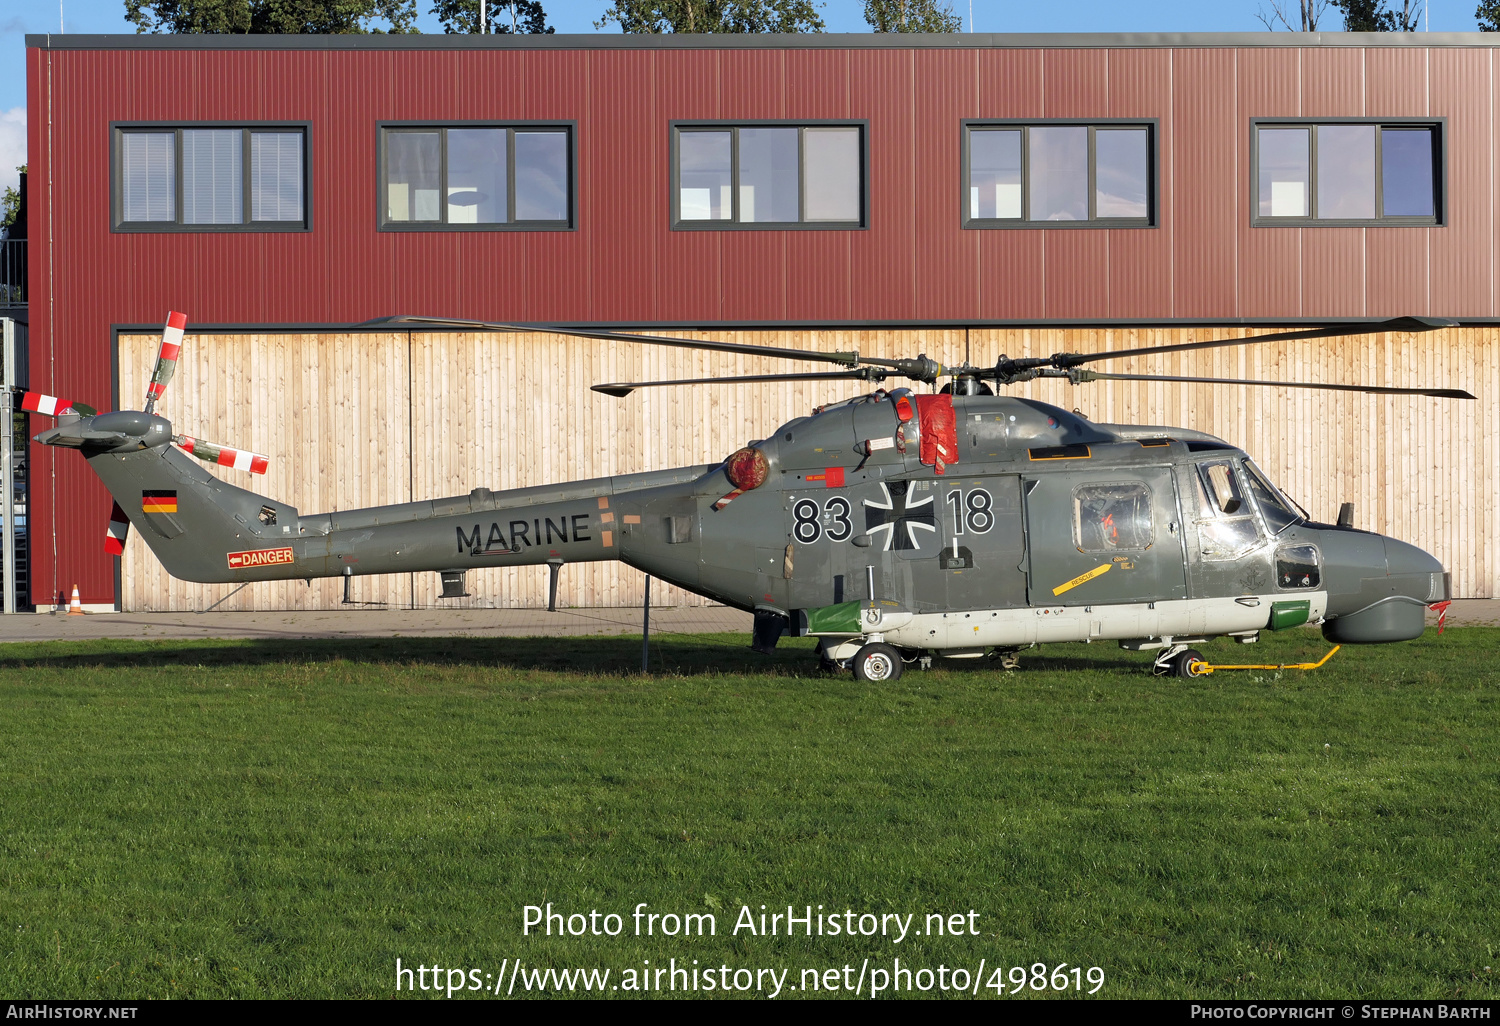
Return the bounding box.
[1191,459,1261,560]
[1243,460,1301,534]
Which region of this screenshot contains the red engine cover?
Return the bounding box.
[915,394,958,475]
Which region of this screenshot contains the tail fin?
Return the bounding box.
[86,440,297,585]
[35,409,295,583]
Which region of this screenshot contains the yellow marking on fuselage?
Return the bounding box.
[1052,562,1112,597]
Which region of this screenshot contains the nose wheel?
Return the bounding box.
[1152,645,1207,679]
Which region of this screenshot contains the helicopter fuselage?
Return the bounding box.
[47,389,1449,665]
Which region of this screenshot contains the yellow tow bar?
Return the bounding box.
[1188,645,1341,675]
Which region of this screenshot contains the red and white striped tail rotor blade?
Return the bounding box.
[20,391,75,416]
[144,311,187,413]
[174,435,269,475]
[105,501,131,556]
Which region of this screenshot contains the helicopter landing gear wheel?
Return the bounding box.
[1173,649,1208,678]
[996,649,1021,671]
[852,642,903,683]
[1168,648,1206,679]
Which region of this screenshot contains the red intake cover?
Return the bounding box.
[915,394,958,475]
[725,447,770,491]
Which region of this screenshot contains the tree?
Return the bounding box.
[1255,0,1332,29]
[1482,0,1500,29]
[863,0,961,32]
[594,0,825,33]
[124,0,418,34]
[1332,0,1422,29]
[1333,0,1394,29]
[1385,0,1423,29]
[432,0,552,34]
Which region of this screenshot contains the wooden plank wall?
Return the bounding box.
[117,327,1498,610]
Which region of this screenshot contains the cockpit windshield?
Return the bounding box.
[1243,460,1302,534]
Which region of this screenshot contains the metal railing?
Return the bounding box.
[0,239,25,305]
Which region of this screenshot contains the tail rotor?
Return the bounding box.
[172,435,269,476]
[143,310,186,416]
[21,310,271,557]
[105,502,130,556]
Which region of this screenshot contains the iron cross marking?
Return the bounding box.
[864,481,938,552]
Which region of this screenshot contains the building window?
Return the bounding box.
[380,125,573,230]
[114,126,308,231]
[963,121,1155,227]
[672,124,865,229]
[1253,121,1442,225]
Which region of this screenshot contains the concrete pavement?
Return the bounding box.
[0,600,1491,643]
[0,606,753,642]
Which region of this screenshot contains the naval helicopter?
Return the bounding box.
[24,312,1469,681]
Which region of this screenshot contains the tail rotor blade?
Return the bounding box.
[105,501,130,556]
[174,435,269,475]
[144,311,187,415]
[19,390,77,416]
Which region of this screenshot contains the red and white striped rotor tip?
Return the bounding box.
[144,311,188,409]
[105,502,130,556]
[20,391,75,417]
[175,435,270,475]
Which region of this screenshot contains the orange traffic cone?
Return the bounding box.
[67,585,85,615]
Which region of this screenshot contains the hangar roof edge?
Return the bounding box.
[24,30,1500,51]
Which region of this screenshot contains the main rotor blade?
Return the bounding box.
[592,370,885,399]
[369,315,867,369]
[1079,370,1475,399]
[1062,316,1460,368]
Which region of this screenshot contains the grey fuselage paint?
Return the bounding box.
[45,390,1448,648]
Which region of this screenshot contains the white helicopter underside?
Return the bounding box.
[816,591,1330,661]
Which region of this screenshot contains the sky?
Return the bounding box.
[0,0,1487,201]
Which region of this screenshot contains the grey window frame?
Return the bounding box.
[377,122,576,232]
[961,119,1159,229]
[669,121,869,231]
[1250,117,1446,227]
[111,122,311,233]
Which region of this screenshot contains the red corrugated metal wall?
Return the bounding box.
[25,40,1500,606]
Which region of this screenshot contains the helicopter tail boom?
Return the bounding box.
[70,425,712,587]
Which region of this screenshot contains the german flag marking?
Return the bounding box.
[1051,562,1113,597]
[141,490,178,514]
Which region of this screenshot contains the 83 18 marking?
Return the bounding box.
[794,488,994,545]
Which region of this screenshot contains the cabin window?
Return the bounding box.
[114,125,309,232]
[1073,482,1153,552]
[1191,460,1261,560]
[672,123,866,229]
[1253,120,1442,226]
[1276,544,1321,589]
[963,121,1155,228]
[379,124,573,230]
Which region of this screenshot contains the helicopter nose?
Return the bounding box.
[1383,535,1446,581]
[1320,531,1449,644]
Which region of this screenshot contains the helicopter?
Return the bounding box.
[25,312,1469,682]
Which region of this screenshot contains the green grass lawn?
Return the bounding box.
[1,627,1497,1000]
